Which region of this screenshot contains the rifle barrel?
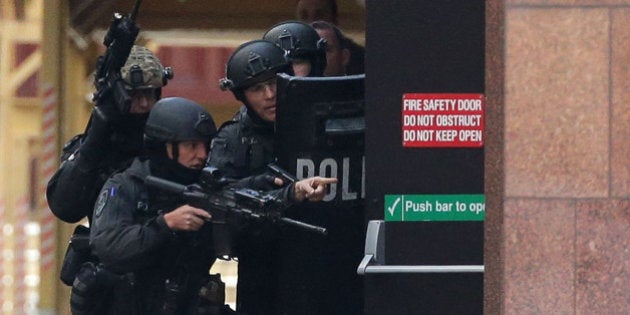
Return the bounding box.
[145,175,186,194]
[129,0,143,21]
[279,217,328,235]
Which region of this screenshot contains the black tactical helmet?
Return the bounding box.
[219,40,292,92]
[262,21,327,77]
[145,97,216,143]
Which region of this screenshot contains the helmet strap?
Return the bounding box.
[163,141,180,163]
[233,89,246,103]
[170,141,179,162]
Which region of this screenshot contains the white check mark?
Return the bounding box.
[388,197,401,216]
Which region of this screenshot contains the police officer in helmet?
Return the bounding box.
[213,39,334,200]
[86,97,230,314]
[47,45,173,225]
[209,40,336,314]
[263,21,327,77]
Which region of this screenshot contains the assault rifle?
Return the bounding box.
[92,0,143,115]
[145,166,327,256]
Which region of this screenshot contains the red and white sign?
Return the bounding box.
[402,93,484,148]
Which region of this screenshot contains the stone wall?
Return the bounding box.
[486,1,629,313]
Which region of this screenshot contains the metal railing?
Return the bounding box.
[357,220,484,275]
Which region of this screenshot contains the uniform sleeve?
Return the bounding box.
[229,172,297,205]
[207,123,243,179]
[46,153,106,223]
[46,121,117,222]
[89,174,173,273]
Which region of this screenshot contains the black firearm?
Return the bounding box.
[144,166,328,236]
[267,161,297,184]
[92,0,143,115]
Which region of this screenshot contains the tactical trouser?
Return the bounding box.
[60,225,91,286]
[70,262,133,315]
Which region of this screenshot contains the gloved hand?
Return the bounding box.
[232,174,283,191]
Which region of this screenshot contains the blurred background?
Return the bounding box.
[0,1,365,314]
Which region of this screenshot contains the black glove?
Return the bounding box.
[70,262,99,315]
[232,174,280,191]
[70,263,121,315]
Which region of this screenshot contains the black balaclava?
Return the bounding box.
[146,139,201,186]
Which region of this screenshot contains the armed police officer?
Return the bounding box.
[209,40,336,314]
[263,20,327,77]
[83,97,230,315]
[47,45,173,224]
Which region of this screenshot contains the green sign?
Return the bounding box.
[385,194,485,221]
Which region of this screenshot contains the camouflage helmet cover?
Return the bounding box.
[120,45,172,89]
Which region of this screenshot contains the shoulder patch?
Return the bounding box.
[94,187,114,217]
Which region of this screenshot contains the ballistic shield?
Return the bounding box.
[275,73,365,207]
[273,73,366,314]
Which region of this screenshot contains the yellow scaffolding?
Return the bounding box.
[0,1,86,314]
[2,1,245,313]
